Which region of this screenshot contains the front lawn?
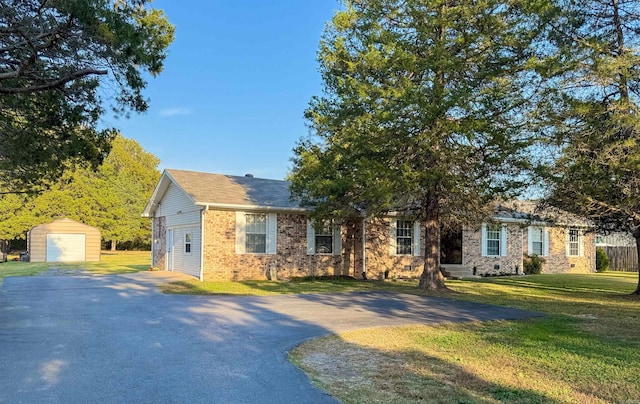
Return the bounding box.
[159,276,413,296]
[291,273,640,403]
[0,250,151,283]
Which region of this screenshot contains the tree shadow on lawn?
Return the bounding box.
[295,337,561,404]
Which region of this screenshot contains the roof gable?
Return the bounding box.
[143,169,302,217]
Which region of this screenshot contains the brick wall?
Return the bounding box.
[525,227,595,273]
[463,223,523,275]
[464,224,595,275]
[201,210,347,281]
[200,211,427,281]
[198,210,595,281]
[152,217,166,269]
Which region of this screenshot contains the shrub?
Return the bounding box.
[596,248,610,272]
[523,254,545,275]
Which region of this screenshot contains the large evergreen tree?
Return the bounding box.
[289,0,543,290]
[540,0,640,294]
[0,0,174,190]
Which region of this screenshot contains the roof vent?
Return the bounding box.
[244,173,254,178]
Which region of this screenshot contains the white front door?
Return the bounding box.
[166,229,174,271]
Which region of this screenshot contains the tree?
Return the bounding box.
[289,0,543,290]
[539,0,640,294]
[0,0,174,190]
[0,135,160,250]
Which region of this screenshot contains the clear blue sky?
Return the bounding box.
[100,1,342,180]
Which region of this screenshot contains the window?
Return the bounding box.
[245,213,267,253]
[530,227,544,256]
[568,228,580,256]
[236,212,277,255]
[486,224,501,256]
[184,232,192,254]
[307,219,341,255]
[389,219,420,256]
[396,220,413,255]
[314,221,333,254]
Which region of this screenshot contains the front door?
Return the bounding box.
[441,227,463,265]
[166,229,174,271]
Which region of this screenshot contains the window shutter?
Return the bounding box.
[389,219,397,256]
[565,228,570,256]
[266,213,277,254]
[500,225,507,257]
[306,220,315,255]
[543,228,550,257]
[413,221,421,256]
[235,212,246,254]
[578,230,584,257]
[527,226,534,255]
[333,224,342,255]
[481,223,488,257]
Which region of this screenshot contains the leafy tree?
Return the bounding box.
[289,0,543,290]
[0,135,160,250]
[0,0,174,191]
[539,0,640,294]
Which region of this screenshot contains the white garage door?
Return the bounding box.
[46,234,86,262]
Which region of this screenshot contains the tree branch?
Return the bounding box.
[0,68,108,94]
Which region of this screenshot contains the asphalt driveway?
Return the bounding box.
[0,272,539,403]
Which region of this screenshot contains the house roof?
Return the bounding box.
[143,169,302,217]
[495,200,593,227]
[143,169,592,228]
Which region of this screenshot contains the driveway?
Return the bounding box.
[0,272,539,403]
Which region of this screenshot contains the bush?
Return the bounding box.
[523,254,545,275]
[596,248,610,272]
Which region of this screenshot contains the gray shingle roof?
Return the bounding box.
[165,169,302,210]
[495,200,593,227]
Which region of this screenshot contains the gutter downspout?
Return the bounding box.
[199,206,207,281]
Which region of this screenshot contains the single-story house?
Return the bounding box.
[142,169,595,281]
[28,218,101,263]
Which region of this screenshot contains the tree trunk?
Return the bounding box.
[1,240,7,262]
[633,230,640,295]
[418,198,447,290]
[111,239,117,252]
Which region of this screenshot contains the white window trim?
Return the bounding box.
[566,228,584,257]
[389,219,421,256]
[235,212,277,255]
[527,226,549,257]
[184,232,192,255]
[481,223,507,257]
[306,219,342,256]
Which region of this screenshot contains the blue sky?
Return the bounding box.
[100,1,342,180]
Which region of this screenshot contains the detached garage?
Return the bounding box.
[28,218,101,263]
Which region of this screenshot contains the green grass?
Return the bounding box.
[290,273,640,404]
[160,276,412,295]
[0,250,151,283]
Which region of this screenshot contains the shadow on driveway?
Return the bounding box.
[0,272,540,403]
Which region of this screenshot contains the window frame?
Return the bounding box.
[314,220,334,255]
[485,224,501,256]
[245,213,267,254]
[395,219,413,256]
[567,228,580,257]
[184,232,192,255]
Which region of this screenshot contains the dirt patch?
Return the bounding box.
[35,268,87,276]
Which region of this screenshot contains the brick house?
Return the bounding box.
[142,169,595,281]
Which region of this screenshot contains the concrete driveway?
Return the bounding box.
[0,272,539,403]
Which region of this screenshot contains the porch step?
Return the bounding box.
[441,265,479,280]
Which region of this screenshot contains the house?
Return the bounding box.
[143,169,595,281]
